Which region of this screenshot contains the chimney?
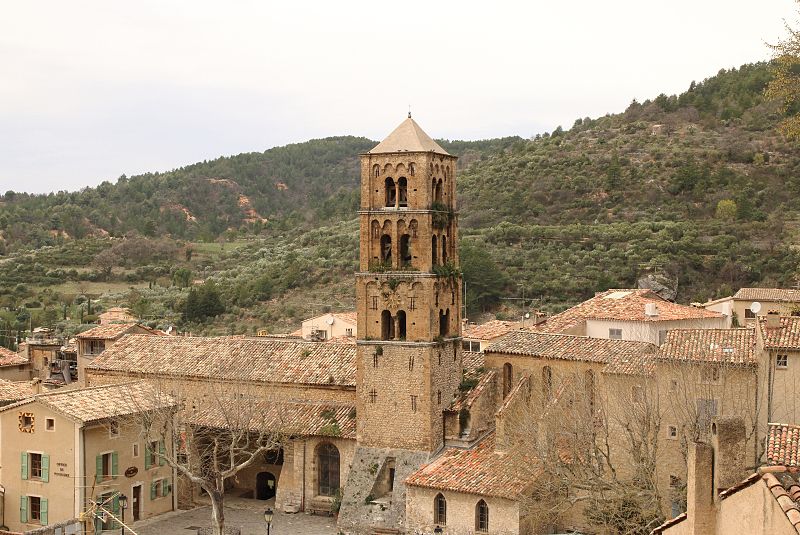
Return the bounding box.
[711,416,747,496]
[766,310,781,329]
[687,442,716,535]
[645,302,659,317]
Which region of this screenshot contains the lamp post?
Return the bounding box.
[434,526,443,535]
[263,508,273,535]
[119,494,128,535]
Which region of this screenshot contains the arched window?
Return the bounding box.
[435,179,443,202]
[434,493,447,525]
[317,443,340,497]
[380,234,392,265]
[400,234,411,267]
[398,177,408,207]
[381,310,394,340]
[431,235,438,267]
[475,499,489,532]
[385,177,396,207]
[397,310,407,340]
[503,363,513,398]
[441,235,447,264]
[439,309,450,337]
[542,366,552,404]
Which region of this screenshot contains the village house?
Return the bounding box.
[0,382,177,532]
[755,312,800,429]
[652,421,800,535]
[297,311,357,341]
[0,380,35,407]
[461,319,525,353]
[703,287,800,327]
[75,323,161,385]
[97,307,136,326]
[0,348,29,382]
[24,329,61,382]
[535,289,726,345]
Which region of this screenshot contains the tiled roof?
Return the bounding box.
[760,317,800,349]
[768,423,800,467]
[0,380,33,402]
[325,335,356,345]
[188,399,356,439]
[0,347,27,367]
[368,117,450,155]
[405,432,532,499]
[449,370,496,412]
[88,334,357,387]
[536,289,721,333]
[0,381,176,423]
[734,288,800,303]
[496,376,531,418]
[76,323,149,340]
[332,311,358,325]
[486,330,656,364]
[656,328,756,366]
[463,351,485,381]
[602,352,657,376]
[463,320,521,341]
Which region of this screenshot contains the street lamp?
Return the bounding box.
[263,508,273,535]
[434,526,443,535]
[119,494,128,535]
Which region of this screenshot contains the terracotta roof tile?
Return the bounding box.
[760,317,800,350]
[405,432,532,499]
[88,334,356,387]
[0,381,175,423]
[734,288,800,303]
[463,320,522,341]
[0,380,34,402]
[536,289,721,334]
[331,311,357,325]
[0,347,27,367]
[651,512,687,533]
[486,330,656,364]
[449,370,496,412]
[462,351,485,381]
[324,335,356,345]
[76,323,157,340]
[368,117,450,155]
[602,352,657,376]
[188,399,356,438]
[767,423,800,467]
[656,329,757,366]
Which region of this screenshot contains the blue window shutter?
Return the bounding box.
[21,452,28,480]
[20,496,28,523]
[40,498,48,525]
[112,451,119,480]
[41,454,50,483]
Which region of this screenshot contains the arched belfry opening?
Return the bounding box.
[397,310,407,340]
[400,234,412,267]
[380,234,392,265]
[381,310,394,340]
[439,309,450,337]
[385,177,396,207]
[431,235,438,267]
[398,177,408,207]
[441,235,448,264]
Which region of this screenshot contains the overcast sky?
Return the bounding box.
[1,0,795,194]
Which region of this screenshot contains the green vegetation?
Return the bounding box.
[1,62,798,337]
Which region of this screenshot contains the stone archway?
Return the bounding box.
[256,471,277,500]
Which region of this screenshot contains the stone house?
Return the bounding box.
[75,323,161,385]
[0,382,176,532]
[0,349,30,382]
[298,311,357,341]
[756,313,800,429]
[24,330,61,382]
[652,421,800,535]
[97,307,136,326]
[535,289,726,345]
[703,287,800,327]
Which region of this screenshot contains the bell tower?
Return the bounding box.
[355,115,462,452]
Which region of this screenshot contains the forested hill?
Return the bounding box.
[0,136,519,250]
[1,61,799,337]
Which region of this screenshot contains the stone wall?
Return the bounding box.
[405,486,520,535]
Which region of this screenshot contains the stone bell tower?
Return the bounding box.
[355,115,463,452]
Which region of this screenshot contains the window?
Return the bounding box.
[145,441,161,469]
[434,493,447,525]
[371,296,378,310]
[410,297,416,310]
[475,499,489,532]
[777,354,789,369]
[317,443,340,496]
[609,328,623,340]
[45,418,54,432]
[133,443,140,458]
[19,412,34,433]
[29,496,43,523]
[700,365,721,383]
[437,390,441,405]
[97,451,118,481]
[345,328,353,336]
[369,389,377,403]
[21,452,49,482]
[408,355,414,371]
[668,425,678,439]
[745,308,756,319]
[86,339,106,355]
[151,478,172,499]
[109,420,120,437]
[373,352,379,368]
[411,395,418,412]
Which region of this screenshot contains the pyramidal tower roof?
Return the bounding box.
[368,116,450,156]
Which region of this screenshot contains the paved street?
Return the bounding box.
[134,502,339,535]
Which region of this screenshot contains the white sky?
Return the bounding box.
[0,0,796,194]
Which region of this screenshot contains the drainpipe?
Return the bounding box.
[302,440,307,512]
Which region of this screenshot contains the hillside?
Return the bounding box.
[0,61,798,339]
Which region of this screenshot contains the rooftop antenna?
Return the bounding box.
[408,104,411,118]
